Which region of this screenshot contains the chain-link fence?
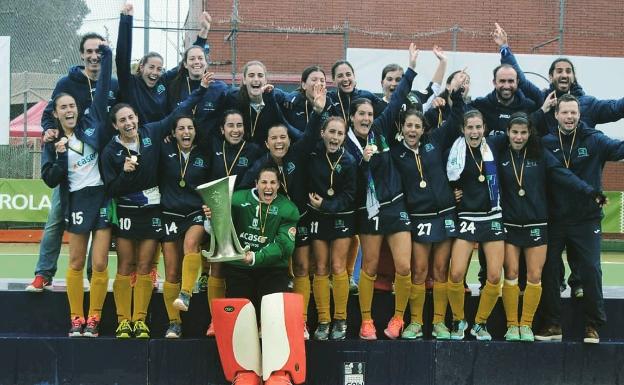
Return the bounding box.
[0,142,41,179]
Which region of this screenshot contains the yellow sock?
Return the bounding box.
[313,275,331,323]
[409,283,426,324]
[358,270,376,321]
[66,268,84,319]
[88,269,109,318]
[180,252,201,295]
[432,281,448,324]
[475,280,501,324]
[502,279,520,327]
[207,276,226,313]
[332,272,349,320]
[346,235,360,276]
[113,274,132,322]
[293,276,311,321]
[447,280,465,321]
[520,281,543,327]
[163,281,181,323]
[393,273,412,319]
[132,274,153,322]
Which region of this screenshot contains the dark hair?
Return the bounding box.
[438,70,466,101]
[110,103,138,124]
[171,114,195,131]
[256,165,280,182]
[401,108,429,132]
[136,52,164,75]
[462,110,485,128]
[549,58,576,78]
[221,109,244,128]
[507,112,541,159]
[555,93,580,111]
[492,64,517,80]
[349,97,373,118]
[167,45,206,110]
[321,116,347,133]
[381,63,403,81]
[51,93,78,134]
[331,60,354,79]
[267,123,289,138]
[298,65,325,94]
[79,33,105,53]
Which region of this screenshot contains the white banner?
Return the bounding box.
[0,37,9,145]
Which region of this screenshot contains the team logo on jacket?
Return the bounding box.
[142,138,152,147]
[193,158,205,168]
[424,143,435,152]
[84,127,95,137]
[156,84,166,95]
[203,101,215,112]
[578,147,589,157]
[288,226,297,241]
[238,157,249,167]
[108,91,115,99]
[526,161,537,168]
[286,162,296,174]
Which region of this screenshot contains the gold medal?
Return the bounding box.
[518,188,526,197]
[370,144,378,153]
[258,236,267,243]
[419,180,427,188]
[179,180,186,188]
[478,174,485,182]
[59,137,68,145]
[327,188,335,196]
[130,155,138,163]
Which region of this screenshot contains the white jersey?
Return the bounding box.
[67,134,102,192]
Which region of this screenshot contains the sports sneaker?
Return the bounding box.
[330,319,347,340]
[583,326,599,344]
[26,275,52,292]
[264,370,293,385]
[314,322,330,341]
[401,322,423,339]
[504,325,520,341]
[195,273,209,293]
[303,322,310,340]
[450,320,468,340]
[471,323,492,341]
[432,322,451,340]
[205,322,215,337]
[134,320,150,338]
[83,315,100,338]
[150,266,160,290]
[359,319,377,340]
[534,325,562,341]
[232,371,263,385]
[173,291,191,312]
[384,316,404,340]
[166,322,182,339]
[68,316,85,337]
[116,319,133,338]
[519,325,534,342]
[349,276,359,295]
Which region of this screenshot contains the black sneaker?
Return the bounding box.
[583,326,599,344]
[534,325,562,341]
[314,322,330,341]
[330,320,348,340]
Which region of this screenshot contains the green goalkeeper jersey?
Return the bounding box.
[226,188,300,269]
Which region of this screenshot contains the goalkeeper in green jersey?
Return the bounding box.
[203,166,300,304]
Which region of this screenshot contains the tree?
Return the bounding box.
[0,0,90,73]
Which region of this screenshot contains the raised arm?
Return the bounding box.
[115,4,133,101]
[494,23,545,107]
[87,44,113,148]
[291,83,326,154]
[585,95,624,126]
[375,43,419,138]
[432,82,466,150]
[430,45,448,88]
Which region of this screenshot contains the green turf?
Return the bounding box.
[1,243,624,286]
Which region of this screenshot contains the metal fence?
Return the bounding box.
[0,142,41,180]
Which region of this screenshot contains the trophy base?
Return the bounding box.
[201,249,247,263]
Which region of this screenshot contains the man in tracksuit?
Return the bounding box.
[537,94,622,343]
[26,32,119,292]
